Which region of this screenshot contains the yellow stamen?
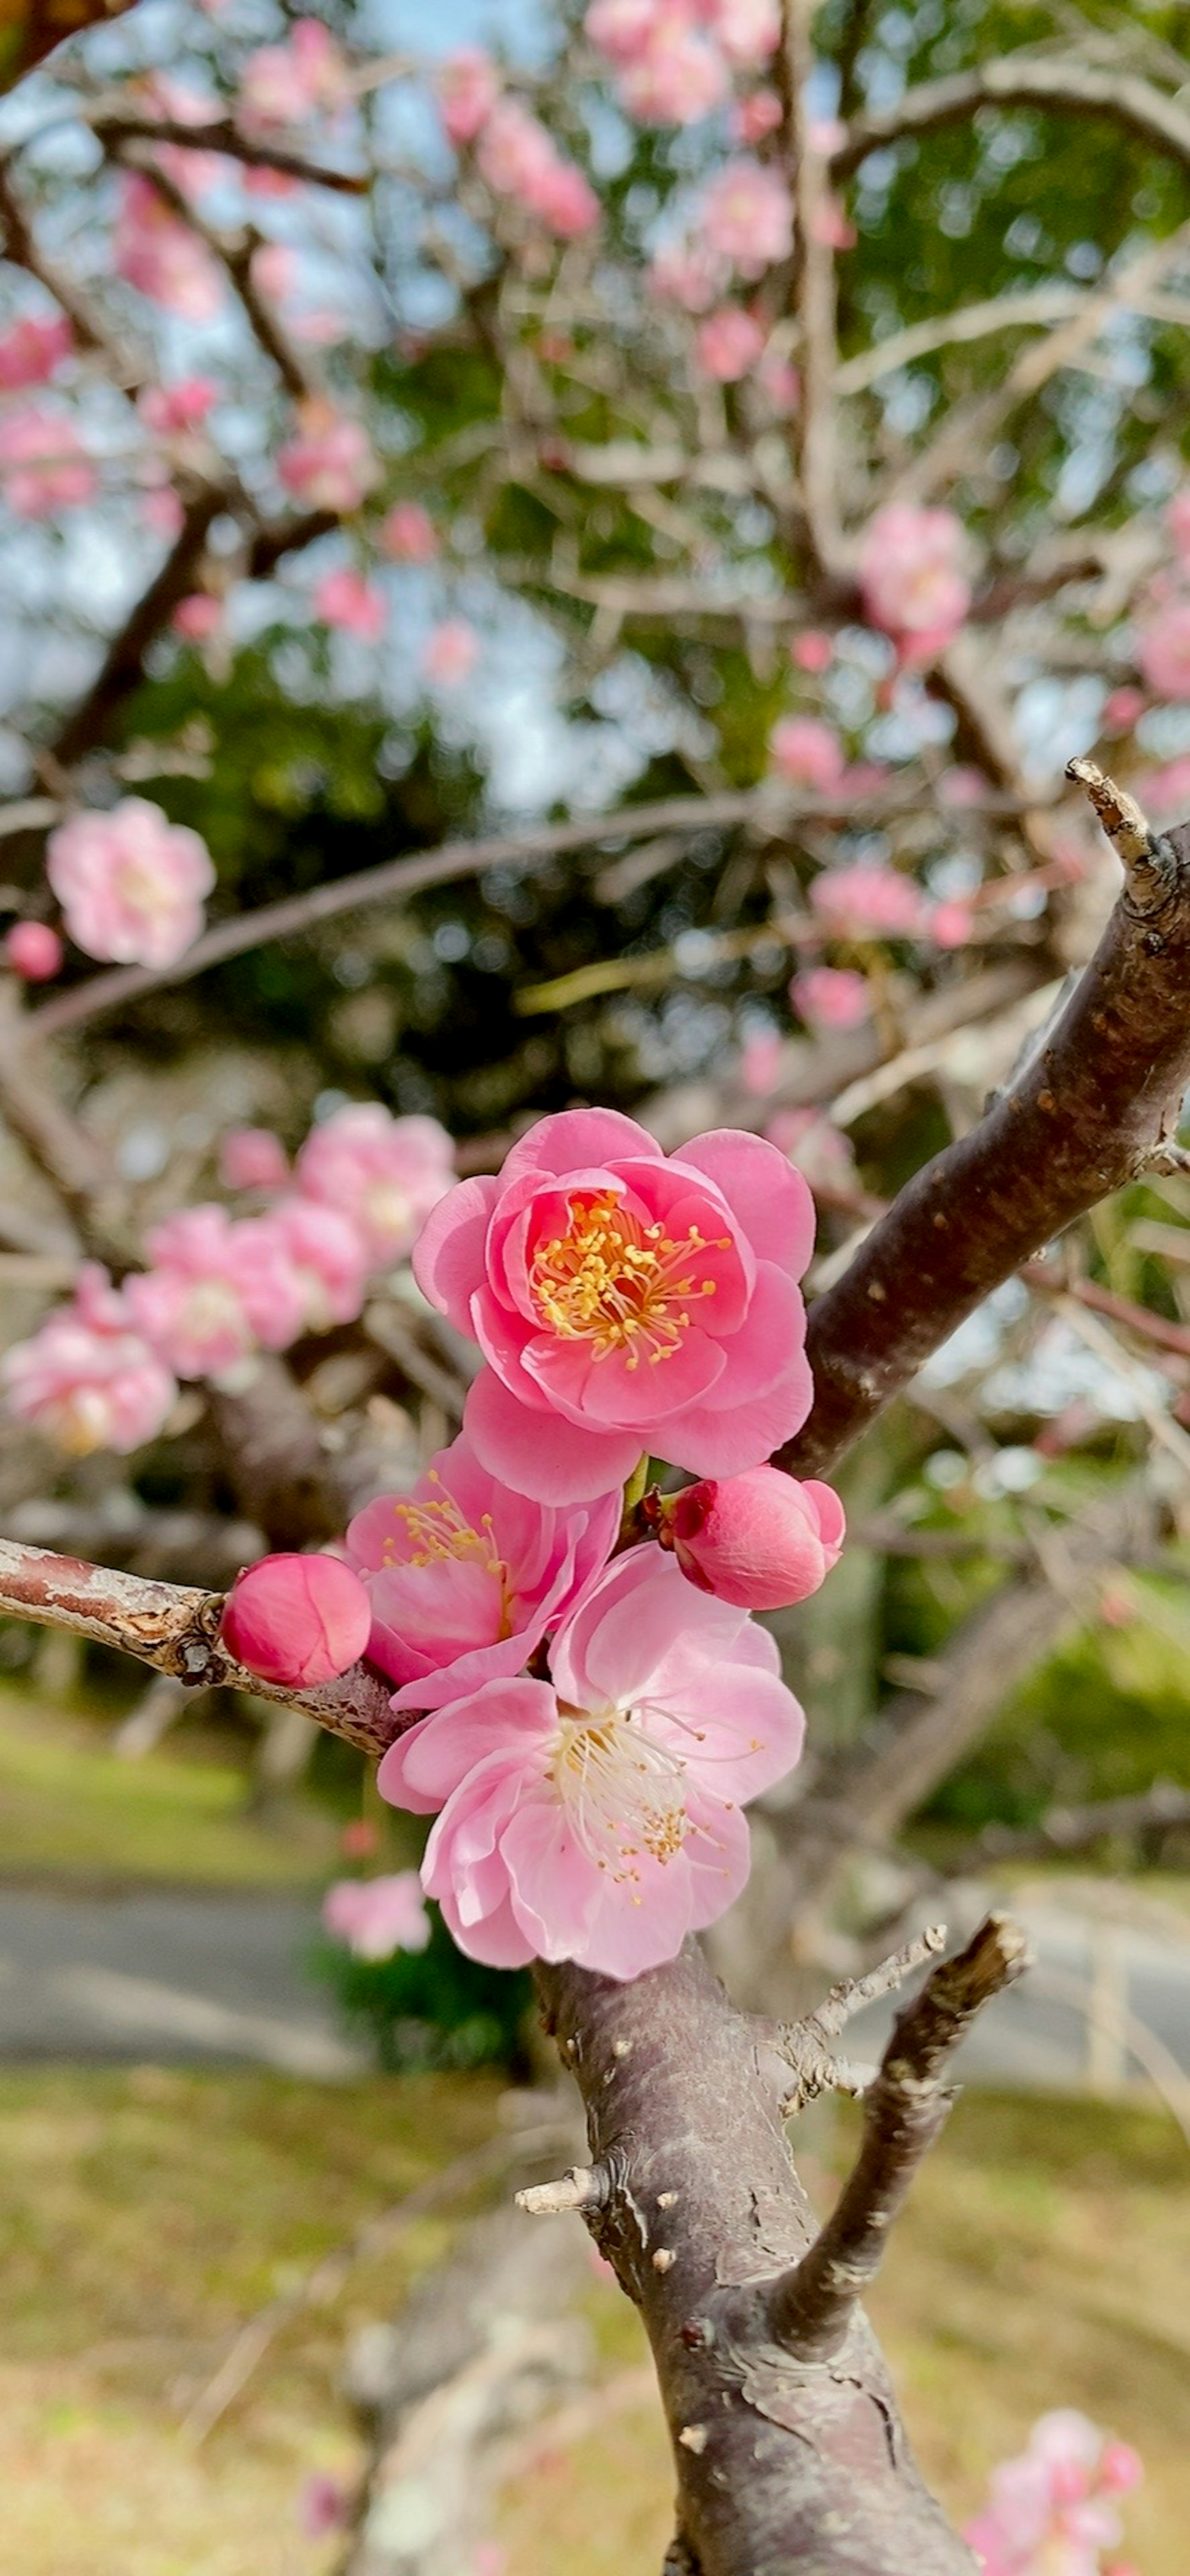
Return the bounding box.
[529,1189,727,1370]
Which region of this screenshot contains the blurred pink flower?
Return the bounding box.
[792,965,870,1030]
[277,407,379,512]
[0,312,71,390]
[769,714,844,791]
[648,236,726,312]
[585,0,659,61]
[704,0,780,67]
[765,1106,856,1194]
[221,1552,372,1686]
[138,376,216,436]
[665,1463,844,1610]
[423,617,479,685]
[790,630,833,673]
[1137,600,1190,698]
[347,1430,618,1710]
[296,1102,454,1267]
[756,346,800,413]
[732,87,782,144]
[314,566,387,639]
[298,2473,349,2539]
[265,1196,370,1330]
[128,1205,306,1375]
[700,158,793,274]
[4,919,63,980]
[696,305,765,381]
[738,1029,784,1095]
[142,486,185,541]
[1100,685,1146,731]
[380,500,438,562]
[963,2410,1141,2576]
[810,862,926,937]
[219,1127,290,1193]
[415,1107,815,1504]
[322,1871,431,1959]
[114,174,223,319]
[240,19,350,132]
[810,196,856,250]
[380,1545,805,1975]
[612,7,729,124]
[47,798,214,969]
[476,101,598,236]
[0,408,94,516]
[172,592,222,643]
[929,899,975,949]
[1167,489,1190,565]
[340,1817,379,1860]
[860,502,972,651]
[937,763,988,807]
[3,1263,176,1456]
[437,47,501,145]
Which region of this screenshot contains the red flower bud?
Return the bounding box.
[665,1466,844,1611]
[220,1553,372,1686]
[5,920,63,981]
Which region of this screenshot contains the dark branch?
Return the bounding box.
[49,486,225,768]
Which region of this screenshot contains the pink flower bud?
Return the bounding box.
[1098,2443,1143,2495]
[665,1465,845,1610]
[220,1553,372,1685]
[5,920,63,980]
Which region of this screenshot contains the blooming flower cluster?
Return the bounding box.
[0,406,95,517]
[649,156,794,393]
[964,2411,1142,2576]
[435,53,598,237]
[46,797,215,969]
[4,1105,454,1449]
[586,0,779,128]
[860,504,973,662]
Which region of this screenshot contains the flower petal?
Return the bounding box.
[464,1366,642,1503]
[673,1130,816,1280]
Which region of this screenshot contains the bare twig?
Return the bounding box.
[833,54,1190,185]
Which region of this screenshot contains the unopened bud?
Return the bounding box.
[220,1552,372,1686]
[663,1465,845,1611]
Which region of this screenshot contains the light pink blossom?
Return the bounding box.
[648,236,727,312]
[613,8,729,125]
[769,714,844,791]
[172,592,222,643]
[476,101,599,236]
[696,306,765,381]
[221,1552,373,1686]
[929,899,975,950]
[347,1431,618,1711]
[860,503,972,651]
[3,1263,176,1456]
[1100,685,1146,730]
[379,1546,805,1975]
[700,159,793,275]
[266,1195,370,1329]
[127,1205,306,1376]
[810,862,926,938]
[791,965,870,1030]
[138,376,216,436]
[732,87,783,143]
[1137,599,1190,698]
[114,173,223,320]
[4,919,62,980]
[321,1871,431,1959]
[277,407,379,512]
[296,1102,454,1267]
[414,1107,815,1505]
[790,630,833,673]
[142,486,185,542]
[963,2411,1141,2576]
[0,312,71,390]
[46,797,214,969]
[220,1127,290,1193]
[663,1463,844,1609]
[738,1030,783,1095]
[0,407,94,517]
[423,618,479,686]
[1167,489,1190,566]
[584,0,660,62]
[314,566,387,639]
[703,0,780,65]
[436,47,500,145]
[240,19,350,132]
[380,500,438,562]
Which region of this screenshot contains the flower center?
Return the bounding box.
[380,1473,513,1635]
[549,1702,689,1876]
[529,1189,726,1369]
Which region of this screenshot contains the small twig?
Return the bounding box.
[773,1926,946,2113]
[1066,755,1179,916]
[767,1916,1030,2361]
[516,2162,612,2217]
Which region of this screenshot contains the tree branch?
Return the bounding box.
[833,53,1190,184]
[49,486,226,768]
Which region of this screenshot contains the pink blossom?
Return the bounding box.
[219,1128,290,1193]
[251,241,295,303]
[314,566,387,639]
[138,376,216,436]
[423,618,479,686]
[298,2474,348,2540]
[648,236,726,312]
[769,714,844,791]
[380,500,438,562]
[738,1030,783,1095]
[379,1546,805,1975]
[700,159,794,275]
[114,174,223,320]
[3,1263,176,1456]
[790,630,833,673]
[347,1432,618,1711]
[810,196,857,250]
[296,1102,454,1267]
[341,1818,379,1859]
[265,1195,370,1329]
[436,47,500,145]
[732,87,783,143]
[240,19,350,132]
[614,9,729,125]
[792,965,870,1030]
[172,592,222,643]
[221,1552,372,1687]
[963,2411,1141,2576]
[703,0,780,65]
[5,919,63,980]
[584,0,660,62]
[0,408,94,517]
[46,798,214,969]
[1137,599,1190,698]
[696,306,765,381]
[127,1205,306,1376]
[937,763,988,807]
[765,1107,856,1195]
[414,1107,815,1505]
[1167,489,1190,565]
[663,1463,844,1609]
[321,1871,431,1959]
[476,102,598,236]
[860,503,972,650]
[810,862,926,938]
[277,407,379,513]
[1100,685,1146,731]
[0,312,71,390]
[930,899,975,949]
[756,346,800,413]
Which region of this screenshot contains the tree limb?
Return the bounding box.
[833,53,1190,184]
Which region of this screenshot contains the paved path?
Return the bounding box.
[0,1882,1188,2096]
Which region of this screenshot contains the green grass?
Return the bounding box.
[0,1694,342,1887]
[0,2068,1182,2576]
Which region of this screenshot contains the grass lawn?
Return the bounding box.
[0,2067,1183,2575]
